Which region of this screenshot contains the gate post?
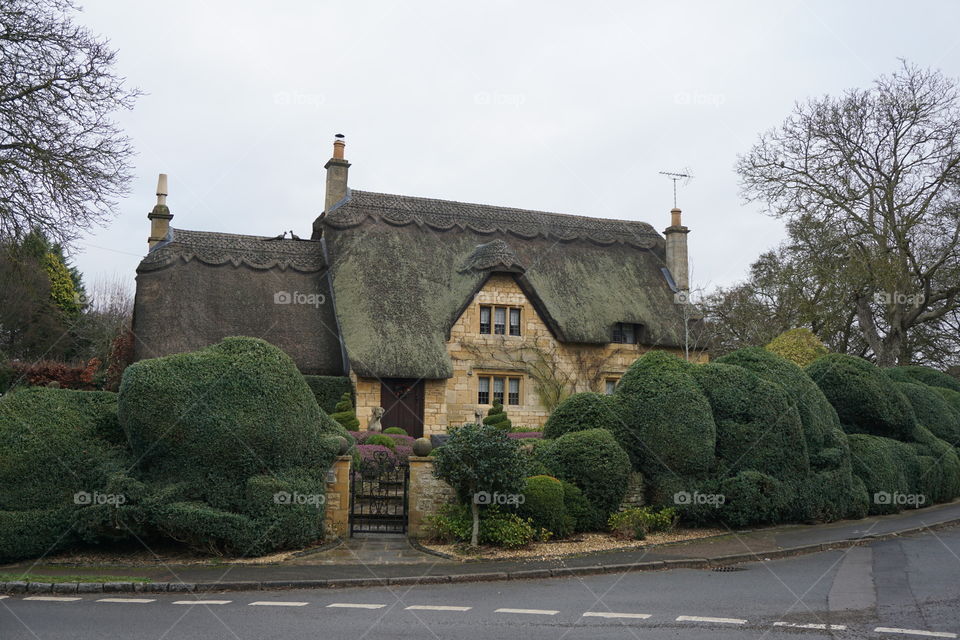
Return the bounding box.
[407,456,456,538]
[324,455,352,539]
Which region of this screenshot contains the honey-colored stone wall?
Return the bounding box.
[324,455,352,539]
[407,457,457,538]
[350,274,705,436]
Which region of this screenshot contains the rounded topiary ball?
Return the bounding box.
[336,435,351,455]
[412,437,432,456]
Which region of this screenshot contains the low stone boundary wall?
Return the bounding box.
[408,456,456,538]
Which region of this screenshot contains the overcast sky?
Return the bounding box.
[72,0,960,295]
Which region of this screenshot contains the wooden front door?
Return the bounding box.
[380,379,425,438]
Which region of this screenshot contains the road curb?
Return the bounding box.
[3,515,958,594]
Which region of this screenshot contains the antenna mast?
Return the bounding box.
[659,170,694,208]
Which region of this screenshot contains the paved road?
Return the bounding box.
[3,527,959,639]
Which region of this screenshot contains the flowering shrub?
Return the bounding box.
[355,444,399,477]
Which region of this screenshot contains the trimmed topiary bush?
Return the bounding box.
[117,337,341,555]
[895,381,960,446]
[383,427,408,435]
[366,434,397,449]
[482,401,512,430]
[518,475,572,538]
[886,365,960,394]
[614,351,716,476]
[717,471,791,527]
[559,480,593,533]
[543,392,618,440]
[330,392,360,431]
[302,375,353,414]
[806,354,916,441]
[536,428,631,530]
[0,387,130,561]
[765,328,829,368]
[716,347,862,521]
[847,434,914,515]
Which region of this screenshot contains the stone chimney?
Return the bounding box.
[324,134,350,212]
[664,207,690,291]
[147,173,173,249]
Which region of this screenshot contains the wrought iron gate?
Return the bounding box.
[349,464,409,535]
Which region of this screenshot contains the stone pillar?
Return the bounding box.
[147,173,173,249]
[324,455,352,539]
[407,457,456,538]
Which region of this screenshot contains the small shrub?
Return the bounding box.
[330,392,360,431]
[765,328,828,368]
[366,434,397,449]
[482,401,512,430]
[536,428,631,529]
[543,392,618,439]
[383,427,408,435]
[9,358,102,390]
[608,507,678,540]
[559,480,594,533]
[425,504,536,548]
[518,475,571,539]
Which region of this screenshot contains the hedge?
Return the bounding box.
[117,337,341,554]
[886,365,960,394]
[518,475,571,538]
[895,381,960,446]
[806,354,916,441]
[302,375,353,414]
[536,428,631,529]
[613,351,716,476]
[692,363,810,481]
[0,508,75,563]
[559,480,594,533]
[717,471,791,527]
[847,434,913,515]
[543,392,619,440]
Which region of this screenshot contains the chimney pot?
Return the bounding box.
[664,208,690,291]
[324,134,350,212]
[147,172,173,249]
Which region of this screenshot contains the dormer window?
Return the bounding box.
[480,305,522,336]
[612,322,640,344]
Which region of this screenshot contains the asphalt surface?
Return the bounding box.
[3,526,958,639]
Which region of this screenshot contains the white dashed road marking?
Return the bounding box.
[405,605,472,612]
[582,611,652,619]
[172,600,231,605]
[249,601,309,607]
[22,597,81,602]
[496,608,559,615]
[0,596,8,600]
[677,615,747,625]
[327,603,386,609]
[773,622,847,630]
[97,598,156,604]
[875,628,958,639]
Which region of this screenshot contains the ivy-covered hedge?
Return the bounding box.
[535,428,631,529]
[542,392,618,440]
[302,375,353,414]
[806,354,916,440]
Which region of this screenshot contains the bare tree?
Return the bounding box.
[0,0,138,245]
[738,62,960,366]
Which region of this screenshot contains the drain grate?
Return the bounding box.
[711,565,747,572]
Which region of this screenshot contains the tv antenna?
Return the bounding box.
[659,170,694,208]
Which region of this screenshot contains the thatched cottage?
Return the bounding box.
[132,138,702,437]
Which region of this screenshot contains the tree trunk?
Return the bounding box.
[470,500,480,547]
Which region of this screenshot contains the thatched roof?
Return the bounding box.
[316,190,691,379]
[132,229,346,375]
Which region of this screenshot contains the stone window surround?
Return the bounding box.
[476,371,523,407]
[478,303,523,336]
